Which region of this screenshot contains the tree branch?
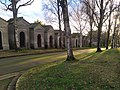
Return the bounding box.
[17,0,34,10]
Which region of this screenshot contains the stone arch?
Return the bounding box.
[59,37,61,48]
[37,34,41,47]
[20,32,25,47]
[76,39,78,47]
[49,35,53,48]
[55,39,57,48]
[0,31,3,49]
[63,37,65,47]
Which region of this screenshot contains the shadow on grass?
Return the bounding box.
[17,48,120,90]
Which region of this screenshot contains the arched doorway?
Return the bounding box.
[63,37,65,47]
[49,35,53,48]
[59,37,61,48]
[76,39,78,47]
[20,32,25,47]
[0,32,3,49]
[37,34,41,47]
[55,39,57,48]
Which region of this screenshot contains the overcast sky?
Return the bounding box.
[0,0,45,23]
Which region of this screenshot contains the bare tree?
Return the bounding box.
[84,0,95,47]
[111,8,120,48]
[0,0,34,50]
[57,0,62,47]
[106,0,118,49]
[42,0,59,23]
[42,0,63,48]
[69,0,88,48]
[83,0,118,52]
[60,0,75,61]
[43,0,63,47]
[106,1,112,49]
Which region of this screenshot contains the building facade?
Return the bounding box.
[72,33,82,48]
[30,23,45,49]
[0,17,83,50]
[43,25,55,48]
[0,18,9,50]
[8,17,30,49]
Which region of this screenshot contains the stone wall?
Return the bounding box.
[72,33,82,48]
[0,18,9,50]
[30,23,45,49]
[54,30,61,48]
[43,25,55,48]
[0,17,83,50]
[8,17,30,49]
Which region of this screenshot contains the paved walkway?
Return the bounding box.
[0,51,67,76]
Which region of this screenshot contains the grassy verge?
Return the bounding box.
[0,47,95,58]
[0,49,65,58]
[0,48,96,90]
[17,48,120,90]
[0,77,14,90]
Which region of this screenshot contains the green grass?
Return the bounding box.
[0,77,14,90]
[0,47,94,58]
[0,49,65,58]
[0,48,95,90]
[0,48,96,76]
[17,48,120,90]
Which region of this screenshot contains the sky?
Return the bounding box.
[0,0,46,24]
[0,0,119,33]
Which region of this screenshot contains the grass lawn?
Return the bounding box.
[0,47,93,58]
[0,48,95,90]
[0,49,65,58]
[0,77,14,90]
[17,48,120,90]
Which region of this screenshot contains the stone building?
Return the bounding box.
[82,36,89,47]
[54,30,60,48]
[29,23,45,49]
[62,31,66,48]
[72,33,82,48]
[8,17,30,49]
[54,30,67,48]
[0,17,83,50]
[0,17,9,50]
[42,25,55,48]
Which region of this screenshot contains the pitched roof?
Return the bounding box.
[42,25,53,31]
[8,17,30,24]
[42,25,53,32]
[30,23,40,29]
[72,33,80,38]
[8,17,23,22]
[54,30,60,33]
[0,17,7,22]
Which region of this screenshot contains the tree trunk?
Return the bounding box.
[57,0,62,48]
[106,16,111,50]
[89,19,93,47]
[12,0,19,50]
[96,0,103,52]
[97,23,102,52]
[111,31,115,48]
[106,1,113,50]
[60,0,75,61]
[111,17,117,48]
